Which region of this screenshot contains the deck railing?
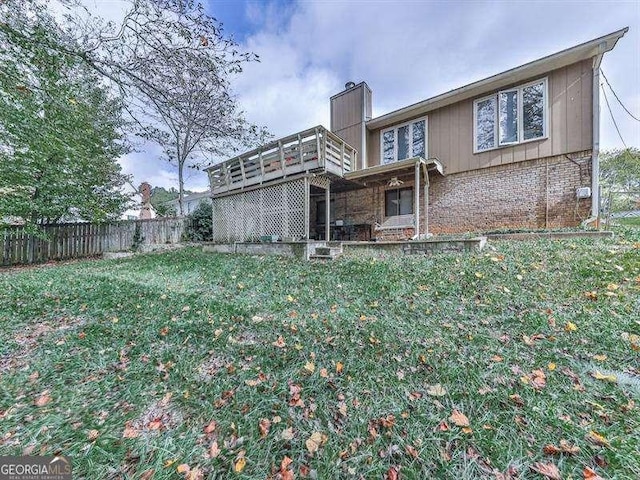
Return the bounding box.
[207,126,356,194]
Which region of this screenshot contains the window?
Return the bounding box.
[316,199,335,224]
[473,78,547,152]
[381,118,427,165]
[385,187,413,217]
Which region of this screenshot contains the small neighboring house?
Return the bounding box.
[205,28,628,243]
[121,182,157,220]
[165,190,212,216]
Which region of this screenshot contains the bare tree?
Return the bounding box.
[137,66,268,214]
[4,0,269,214]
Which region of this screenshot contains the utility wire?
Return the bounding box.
[600,69,640,122]
[601,83,627,148]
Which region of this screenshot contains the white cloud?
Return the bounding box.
[231,0,640,150]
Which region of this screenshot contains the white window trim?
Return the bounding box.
[380,116,428,165]
[498,88,520,147]
[473,77,548,154]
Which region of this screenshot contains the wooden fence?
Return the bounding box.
[1,218,189,267]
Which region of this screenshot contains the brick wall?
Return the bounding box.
[429,152,592,233]
[313,153,592,239]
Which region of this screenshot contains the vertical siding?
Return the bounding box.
[331,88,363,131]
[366,59,593,175]
[368,130,380,167]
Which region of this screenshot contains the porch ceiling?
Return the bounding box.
[340,157,444,188]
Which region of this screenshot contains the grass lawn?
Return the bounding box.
[615,217,640,228]
[0,229,639,479]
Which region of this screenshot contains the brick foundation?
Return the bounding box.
[312,153,593,239]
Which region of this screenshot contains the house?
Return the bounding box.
[165,190,212,216]
[205,28,627,243]
[121,182,157,220]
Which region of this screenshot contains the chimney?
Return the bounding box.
[330,81,372,170]
[139,182,153,220]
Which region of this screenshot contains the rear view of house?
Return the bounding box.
[205,28,627,243]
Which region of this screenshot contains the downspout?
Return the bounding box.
[582,43,606,229]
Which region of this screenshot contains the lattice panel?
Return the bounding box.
[212,179,306,242]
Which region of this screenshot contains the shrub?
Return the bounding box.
[184,201,213,241]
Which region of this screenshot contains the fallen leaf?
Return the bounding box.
[386,465,400,480]
[122,423,139,439]
[160,326,169,336]
[182,305,190,312]
[281,427,295,441]
[543,440,579,455]
[147,418,163,430]
[408,391,423,401]
[591,371,617,383]
[583,467,605,480]
[319,368,329,378]
[586,430,609,447]
[405,444,419,458]
[209,441,221,458]
[34,391,52,407]
[87,429,99,441]
[509,394,525,407]
[303,361,315,374]
[272,336,286,348]
[305,431,327,453]
[584,291,598,301]
[436,421,449,431]
[548,362,557,371]
[234,457,246,473]
[177,464,190,474]
[280,456,294,480]
[565,322,577,332]
[140,469,155,480]
[530,461,561,479]
[258,418,271,438]
[592,354,607,362]
[426,384,447,396]
[449,409,469,427]
[491,355,503,362]
[530,369,547,390]
[204,420,217,434]
[186,468,204,480]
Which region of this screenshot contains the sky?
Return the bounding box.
[90,0,640,192]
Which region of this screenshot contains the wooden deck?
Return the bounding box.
[206,126,356,195]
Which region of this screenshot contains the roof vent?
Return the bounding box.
[344,81,356,90]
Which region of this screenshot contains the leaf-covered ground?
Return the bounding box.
[0,230,639,479]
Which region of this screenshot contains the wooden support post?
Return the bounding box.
[279,141,286,176]
[315,128,323,167]
[304,177,310,240]
[341,142,345,176]
[422,163,429,237]
[259,151,265,183]
[298,133,303,166]
[238,157,246,188]
[325,183,331,241]
[223,164,230,188]
[414,161,420,238]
